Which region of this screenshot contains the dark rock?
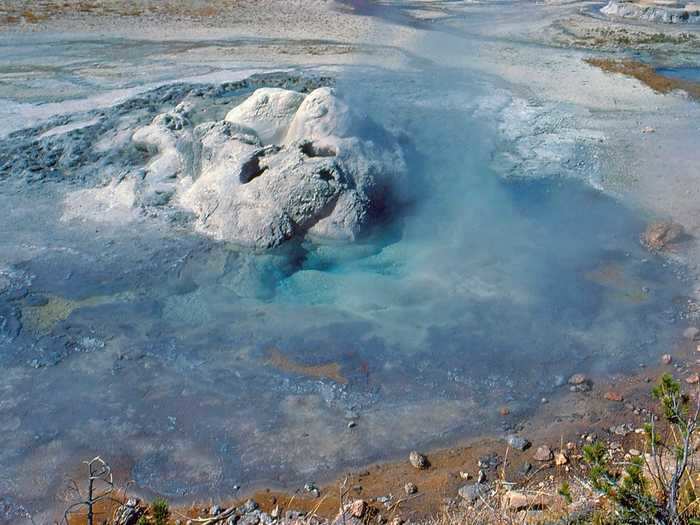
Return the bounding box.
[477,453,500,470]
[505,434,531,451]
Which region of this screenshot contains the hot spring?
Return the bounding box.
[0,59,688,518]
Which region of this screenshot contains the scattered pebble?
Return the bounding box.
[533,445,553,462]
[349,500,367,518]
[604,391,623,402]
[610,423,633,436]
[458,483,486,503]
[686,373,699,384]
[662,354,673,365]
[568,373,587,385]
[409,451,428,469]
[554,452,568,466]
[505,434,531,452]
[404,482,417,495]
[304,482,320,498]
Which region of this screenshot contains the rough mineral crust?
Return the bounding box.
[130,86,406,248]
[132,101,196,207]
[602,0,700,23]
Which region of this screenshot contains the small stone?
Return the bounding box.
[409,451,428,469]
[349,500,367,518]
[641,126,655,134]
[348,421,356,429]
[566,442,576,451]
[610,423,633,436]
[304,482,320,497]
[404,482,417,495]
[459,471,471,480]
[240,500,258,514]
[629,449,641,456]
[568,373,587,385]
[458,483,486,503]
[686,373,699,384]
[499,406,510,416]
[519,462,532,476]
[506,434,531,451]
[502,491,537,511]
[604,391,623,402]
[570,383,591,393]
[662,354,673,365]
[541,397,548,404]
[554,452,568,466]
[533,445,553,462]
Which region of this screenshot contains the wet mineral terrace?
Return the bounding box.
[0,65,690,523]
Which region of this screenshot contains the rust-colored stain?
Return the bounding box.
[586,58,700,100]
[265,348,348,384]
[584,262,649,304]
[584,262,623,287]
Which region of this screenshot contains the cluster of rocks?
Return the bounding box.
[133,86,406,248]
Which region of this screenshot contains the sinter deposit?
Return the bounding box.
[132,87,406,247]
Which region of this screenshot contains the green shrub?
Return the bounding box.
[151,498,169,525]
[583,373,700,524]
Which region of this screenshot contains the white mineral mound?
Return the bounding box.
[65,86,406,247]
[179,87,406,247]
